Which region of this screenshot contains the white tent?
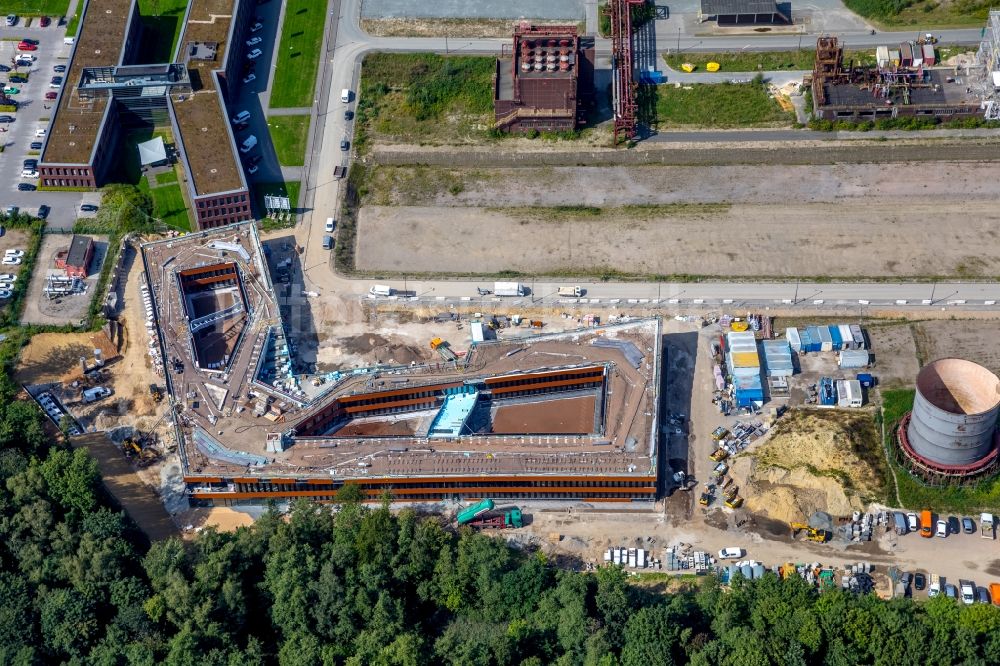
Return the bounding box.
[137,136,167,166]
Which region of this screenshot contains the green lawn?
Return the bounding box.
[6,0,70,16]
[64,11,79,37]
[267,115,310,167]
[355,53,494,148]
[652,79,794,128]
[270,0,327,108]
[137,0,189,63]
[139,175,192,231]
[881,388,1000,512]
[664,50,815,72]
[843,0,989,28]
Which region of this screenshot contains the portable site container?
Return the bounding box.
[912,48,923,67]
[799,327,814,353]
[893,512,908,534]
[900,42,912,67]
[734,374,764,407]
[732,351,760,368]
[839,349,870,369]
[922,44,935,66]
[829,325,843,350]
[850,324,865,349]
[876,45,889,69]
[839,324,856,350]
[837,379,864,408]
[763,340,794,377]
[805,326,823,352]
[817,326,833,352]
[785,327,801,352]
[889,49,900,66]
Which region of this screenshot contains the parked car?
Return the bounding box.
[344,109,354,121]
[0,115,15,123]
[324,218,335,232]
[0,274,17,282]
[242,73,256,84]
[913,572,926,591]
[16,183,35,192]
[717,547,743,560]
[246,36,262,46]
[37,205,49,219]
[247,48,262,59]
[907,512,918,532]
[0,281,13,290]
[20,170,38,179]
[340,137,349,151]
[40,16,51,27]
[29,141,43,150]
[900,572,913,587]
[53,64,65,72]
[936,519,948,538]
[80,204,98,212]
[977,586,990,604]
[0,65,9,73]
[5,250,24,258]
[3,87,20,95]
[962,516,975,534]
[17,43,38,51]
[250,21,263,32]
[944,584,958,599]
[21,39,39,46]
[1,256,22,265]
[50,76,63,87]
[948,516,960,534]
[5,14,18,26]
[0,289,11,299]
[8,76,28,84]
[45,91,57,100]
[247,164,259,175]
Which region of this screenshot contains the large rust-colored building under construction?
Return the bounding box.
[142,224,663,506]
[494,23,595,133]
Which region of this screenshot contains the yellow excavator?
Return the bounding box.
[790,522,829,543]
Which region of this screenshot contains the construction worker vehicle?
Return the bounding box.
[711,426,729,441]
[790,522,829,542]
[709,448,729,462]
[724,496,744,509]
[429,338,458,362]
[456,499,524,529]
[723,486,739,502]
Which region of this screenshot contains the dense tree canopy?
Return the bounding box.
[1,336,999,663]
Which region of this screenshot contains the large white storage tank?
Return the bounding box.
[906,359,1000,467]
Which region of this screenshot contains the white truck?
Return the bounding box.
[82,386,112,403]
[982,513,995,539]
[557,285,583,297]
[369,284,393,297]
[960,579,975,605]
[494,282,525,297]
[929,573,941,598]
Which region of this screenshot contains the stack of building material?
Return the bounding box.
[763,339,794,377]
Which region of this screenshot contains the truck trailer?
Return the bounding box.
[494,282,525,297]
[467,507,524,529]
[557,286,583,297]
[456,499,495,524]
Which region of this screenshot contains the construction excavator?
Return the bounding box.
[790,522,830,543]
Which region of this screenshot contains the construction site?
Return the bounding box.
[137,223,663,506]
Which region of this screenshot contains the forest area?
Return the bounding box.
[2,337,1000,665]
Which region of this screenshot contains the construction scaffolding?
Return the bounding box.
[610,0,645,142]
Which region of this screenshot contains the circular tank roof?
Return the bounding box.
[916,358,1000,416]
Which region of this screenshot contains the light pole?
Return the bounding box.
[677,27,681,53]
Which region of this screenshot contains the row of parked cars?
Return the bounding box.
[895,510,990,538]
[37,392,80,435]
[5,14,57,27]
[0,270,18,299]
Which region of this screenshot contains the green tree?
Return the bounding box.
[38,447,100,517]
[97,183,154,234]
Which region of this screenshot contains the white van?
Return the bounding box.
[340,88,350,103]
[369,284,392,297]
[63,37,75,46]
[240,135,257,153]
[35,128,47,138]
[231,109,250,124]
[324,217,335,232]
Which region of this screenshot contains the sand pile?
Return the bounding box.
[733,410,884,524]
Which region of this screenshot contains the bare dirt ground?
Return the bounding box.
[15,331,117,385]
[357,201,1000,277]
[71,433,177,541]
[910,319,1000,375]
[21,234,108,326]
[361,17,581,37]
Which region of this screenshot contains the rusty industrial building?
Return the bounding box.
[493,23,596,133]
[142,224,663,506]
[810,36,986,122]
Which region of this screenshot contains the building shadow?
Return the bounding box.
[659,330,697,497]
[632,3,661,138]
[263,234,319,374]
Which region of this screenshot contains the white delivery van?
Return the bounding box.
[341,88,350,103]
[240,135,257,153]
[63,37,75,46]
[369,284,392,297]
[231,109,251,124]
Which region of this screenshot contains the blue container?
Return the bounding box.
[829,325,843,350]
[805,326,822,353]
[799,328,813,352]
[856,373,875,388]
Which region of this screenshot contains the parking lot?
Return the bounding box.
[0,19,101,229]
